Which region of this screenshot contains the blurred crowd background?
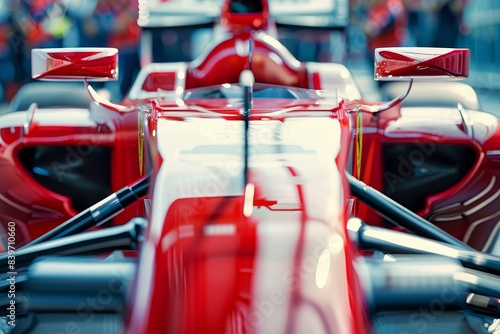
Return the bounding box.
[0,0,140,103]
[0,0,498,103]
[349,0,500,89]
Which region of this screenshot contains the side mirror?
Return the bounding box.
[32,48,118,81]
[374,47,469,81]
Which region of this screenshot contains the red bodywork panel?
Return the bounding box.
[185,32,308,89]
[0,107,142,244]
[126,96,369,333]
[32,48,119,81]
[353,105,500,251]
[219,0,272,33]
[374,48,470,80]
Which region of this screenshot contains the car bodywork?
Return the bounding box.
[2,0,500,333]
[358,77,500,252]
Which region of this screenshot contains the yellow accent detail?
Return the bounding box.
[356,111,363,179]
[138,111,144,176]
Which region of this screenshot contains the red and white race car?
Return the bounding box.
[1,0,500,333]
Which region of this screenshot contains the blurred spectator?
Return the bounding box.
[0,0,15,102]
[347,0,368,59]
[365,0,408,54]
[94,0,140,100]
[63,0,104,47]
[25,0,70,48]
[9,0,71,88]
[403,0,436,46]
[365,0,407,87]
[432,0,468,47]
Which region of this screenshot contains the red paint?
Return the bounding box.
[311,72,322,90]
[141,72,177,91]
[126,100,369,333]
[0,108,141,244]
[1,0,500,332]
[33,49,118,80]
[219,0,272,34]
[375,48,470,79]
[185,33,308,89]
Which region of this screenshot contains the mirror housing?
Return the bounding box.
[32,48,118,81]
[374,47,469,81]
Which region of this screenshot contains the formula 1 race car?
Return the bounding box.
[2,0,500,333]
